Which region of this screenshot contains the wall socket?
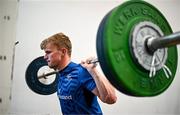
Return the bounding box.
[0,55,7,61]
[0,98,2,103]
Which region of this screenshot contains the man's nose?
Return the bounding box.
[44,54,48,60]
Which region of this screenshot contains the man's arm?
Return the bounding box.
[81,57,117,104]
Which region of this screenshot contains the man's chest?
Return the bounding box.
[57,73,81,97]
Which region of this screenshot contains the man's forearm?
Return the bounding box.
[89,68,117,104]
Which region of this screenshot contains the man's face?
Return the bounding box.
[43,43,63,70]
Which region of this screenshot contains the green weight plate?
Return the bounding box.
[96,0,178,96]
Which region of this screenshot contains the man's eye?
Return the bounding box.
[45,51,51,54]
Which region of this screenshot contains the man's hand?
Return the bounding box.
[81,57,97,71]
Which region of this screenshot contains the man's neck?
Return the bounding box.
[58,56,71,71]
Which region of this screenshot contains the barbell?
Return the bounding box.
[25,0,179,96]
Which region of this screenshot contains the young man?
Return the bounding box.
[40,32,117,114]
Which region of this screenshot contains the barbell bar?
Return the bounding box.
[38,70,59,79]
[147,31,180,54]
[37,58,99,79]
[38,31,180,79]
[25,0,179,96]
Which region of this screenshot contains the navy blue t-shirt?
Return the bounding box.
[57,62,102,114]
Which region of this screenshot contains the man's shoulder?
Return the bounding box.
[70,62,86,73]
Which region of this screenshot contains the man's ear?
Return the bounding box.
[61,48,67,55]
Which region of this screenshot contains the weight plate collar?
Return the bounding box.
[130,21,168,71]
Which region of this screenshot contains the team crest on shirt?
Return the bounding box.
[66,74,72,80]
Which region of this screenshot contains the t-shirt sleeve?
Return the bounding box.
[79,68,96,91]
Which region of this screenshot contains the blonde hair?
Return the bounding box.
[40,32,72,56]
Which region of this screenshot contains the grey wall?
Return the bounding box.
[0,0,180,115]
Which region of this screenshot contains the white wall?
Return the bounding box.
[1,0,180,115]
[0,0,18,114]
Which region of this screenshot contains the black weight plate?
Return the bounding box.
[25,56,58,95]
